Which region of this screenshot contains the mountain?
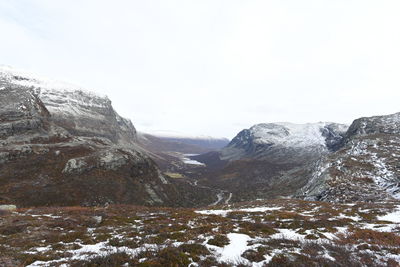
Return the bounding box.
[197,115,400,204]
[300,112,400,202]
[191,122,348,202]
[221,122,348,163]
[148,131,230,150]
[0,67,213,207]
[138,133,212,155]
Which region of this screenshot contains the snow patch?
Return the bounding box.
[270,228,306,240]
[219,233,251,263]
[378,206,400,223]
[196,206,282,217]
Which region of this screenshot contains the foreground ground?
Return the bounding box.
[0,199,399,266]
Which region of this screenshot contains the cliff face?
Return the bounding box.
[0,67,195,207]
[37,88,138,146]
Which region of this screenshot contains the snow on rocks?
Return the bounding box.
[270,229,306,241]
[0,65,106,98]
[250,122,330,148]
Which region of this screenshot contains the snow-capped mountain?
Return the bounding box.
[189,122,348,203]
[300,112,400,202]
[221,122,348,163]
[0,66,137,146]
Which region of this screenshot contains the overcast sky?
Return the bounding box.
[1,0,400,138]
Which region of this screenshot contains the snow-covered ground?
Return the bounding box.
[378,205,400,223]
[3,199,399,266]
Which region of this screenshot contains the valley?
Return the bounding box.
[0,66,400,266]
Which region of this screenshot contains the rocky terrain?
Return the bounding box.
[301,112,400,202]
[0,199,399,266]
[0,67,213,208]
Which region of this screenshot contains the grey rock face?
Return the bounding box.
[37,88,137,145]
[0,86,50,138]
[321,123,348,151]
[344,112,400,141]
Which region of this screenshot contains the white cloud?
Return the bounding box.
[0,0,399,138]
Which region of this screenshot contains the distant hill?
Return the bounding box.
[148,131,230,150]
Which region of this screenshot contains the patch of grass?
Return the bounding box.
[341,229,400,247]
[108,238,139,248]
[179,243,210,262]
[207,235,230,247]
[242,246,269,262]
[139,247,191,267]
[0,224,26,235]
[71,252,133,267]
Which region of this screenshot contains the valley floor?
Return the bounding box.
[1,199,399,267]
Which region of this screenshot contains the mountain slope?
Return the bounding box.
[300,112,400,202]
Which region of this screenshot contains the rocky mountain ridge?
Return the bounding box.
[0,67,212,207]
[300,112,400,202]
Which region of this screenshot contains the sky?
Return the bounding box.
[0,0,400,139]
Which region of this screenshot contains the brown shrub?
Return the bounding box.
[207,235,230,247]
[342,229,400,247]
[71,252,133,267]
